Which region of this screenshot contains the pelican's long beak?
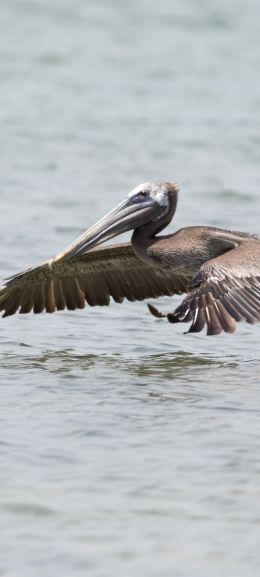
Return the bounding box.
[55,196,161,261]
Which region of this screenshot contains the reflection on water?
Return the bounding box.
[2,345,258,400]
[0,346,232,376]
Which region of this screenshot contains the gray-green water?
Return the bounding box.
[1,1,260,575]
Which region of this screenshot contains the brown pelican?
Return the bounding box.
[0,182,260,335]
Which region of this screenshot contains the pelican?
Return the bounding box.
[0,182,260,335]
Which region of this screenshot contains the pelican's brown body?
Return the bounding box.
[1,182,260,335]
[134,225,248,273]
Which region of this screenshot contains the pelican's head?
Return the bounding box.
[128,182,179,214]
[56,182,179,261]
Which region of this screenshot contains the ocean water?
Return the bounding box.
[0,0,260,575]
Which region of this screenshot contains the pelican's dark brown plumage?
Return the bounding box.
[1,182,260,335]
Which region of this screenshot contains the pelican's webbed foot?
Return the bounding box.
[147,303,183,324]
[147,303,180,321]
[147,303,167,318]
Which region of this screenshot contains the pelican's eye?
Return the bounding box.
[138,190,149,198]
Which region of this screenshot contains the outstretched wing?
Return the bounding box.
[167,240,260,335]
[0,243,190,318]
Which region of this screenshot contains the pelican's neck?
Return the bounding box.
[131,194,178,257]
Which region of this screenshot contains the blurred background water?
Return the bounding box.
[1,0,260,576]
